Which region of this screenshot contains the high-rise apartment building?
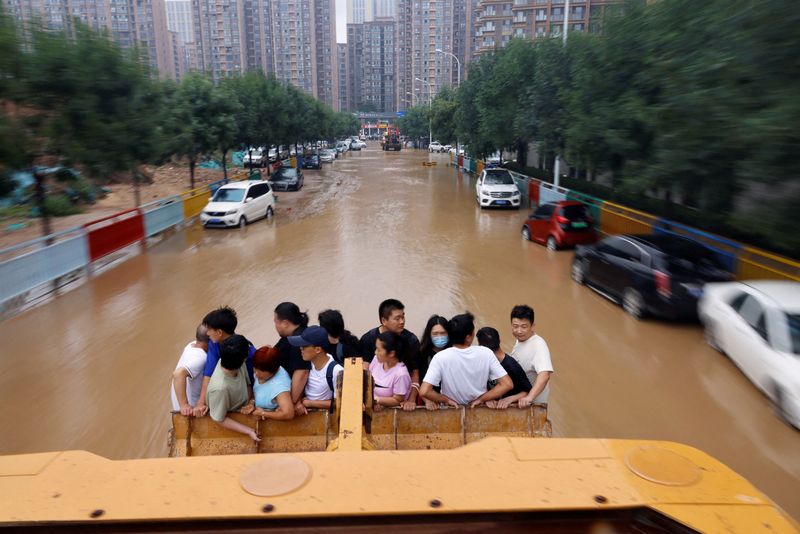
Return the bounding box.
[347,18,394,113]
[395,0,474,111]
[243,0,275,73]
[267,0,316,94]
[337,43,349,111]
[346,22,363,111]
[314,0,338,108]
[3,0,176,77]
[346,0,394,23]
[6,0,342,106]
[191,0,246,79]
[373,0,394,18]
[473,0,618,56]
[132,0,176,78]
[165,0,193,44]
[346,0,372,23]
[164,0,195,78]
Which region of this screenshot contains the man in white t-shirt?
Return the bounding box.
[420,312,512,408]
[171,324,210,415]
[289,325,344,414]
[510,305,554,407]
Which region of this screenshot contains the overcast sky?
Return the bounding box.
[336,0,346,43]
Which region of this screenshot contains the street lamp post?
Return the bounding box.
[435,49,462,160]
[435,49,461,87]
[415,77,432,147]
[553,0,570,188]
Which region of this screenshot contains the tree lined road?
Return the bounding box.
[0,148,797,519]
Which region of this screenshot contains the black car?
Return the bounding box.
[269,167,304,191]
[302,154,321,169]
[571,234,733,320]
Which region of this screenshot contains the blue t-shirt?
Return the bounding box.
[253,367,292,410]
[203,338,256,385]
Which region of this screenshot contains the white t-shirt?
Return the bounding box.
[422,345,507,405]
[170,342,208,410]
[305,354,344,401]
[511,334,554,403]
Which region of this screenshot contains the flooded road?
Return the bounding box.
[1,146,798,518]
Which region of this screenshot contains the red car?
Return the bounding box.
[521,201,598,250]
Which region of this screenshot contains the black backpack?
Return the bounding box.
[325,359,337,392]
[325,359,339,413]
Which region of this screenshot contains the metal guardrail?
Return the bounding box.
[181,185,211,220]
[738,247,800,281]
[142,195,183,238]
[0,177,230,313]
[0,226,88,304]
[652,218,742,273]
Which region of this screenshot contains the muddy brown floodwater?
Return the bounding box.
[0,146,798,519]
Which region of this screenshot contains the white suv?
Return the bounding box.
[475,168,521,209]
[429,141,443,153]
[200,181,275,228]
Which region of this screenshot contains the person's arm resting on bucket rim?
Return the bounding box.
[469,374,512,408]
[419,382,458,409]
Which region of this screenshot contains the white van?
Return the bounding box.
[200,181,275,228]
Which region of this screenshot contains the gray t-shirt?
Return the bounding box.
[206,361,250,422]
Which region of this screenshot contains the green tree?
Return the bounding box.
[455,53,498,158]
[430,87,458,145]
[477,38,537,165]
[216,76,245,180]
[168,73,233,189]
[0,6,26,196]
[398,106,429,145]
[45,26,169,207]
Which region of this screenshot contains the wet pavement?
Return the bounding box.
[0,145,798,518]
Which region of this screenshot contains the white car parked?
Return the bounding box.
[200,181,275,228]
[429,141,443,153]
[242,147,265,167]
[699,280,800,428]
[475,168,521,209]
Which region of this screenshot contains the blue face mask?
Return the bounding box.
[432,335,449,349]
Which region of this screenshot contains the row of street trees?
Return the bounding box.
[402,0,800,255]
[0,10,358,236]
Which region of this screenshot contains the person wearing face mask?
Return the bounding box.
[417,314,449,387]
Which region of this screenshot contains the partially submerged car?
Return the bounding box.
[699,280,800,428]
[200,181,274,228]
[475,168,521,209]
[521,201,597,250]
[269,167,304,191]
[572,233,734,320]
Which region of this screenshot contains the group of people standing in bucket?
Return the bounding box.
[170,299,554,441]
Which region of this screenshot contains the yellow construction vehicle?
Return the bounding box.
[0,358,797,532]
